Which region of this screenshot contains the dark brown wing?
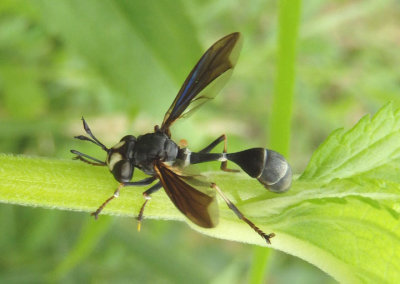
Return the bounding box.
[154,162,219,228]
[160,32,242,134]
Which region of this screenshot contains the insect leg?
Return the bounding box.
[199,134,226,153]
[91,177,156,219]
[91,183,123,220]
[199,134,238,172]
[220,135,240,172]
[137,182,162,231]
[210,183,275,244]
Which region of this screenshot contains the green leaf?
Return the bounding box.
[33,0,202,114]
[300,102,400,183]
[2,103,400,282]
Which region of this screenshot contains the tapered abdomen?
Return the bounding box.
[226,148,292,192]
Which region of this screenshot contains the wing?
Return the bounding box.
[154,162,219,228]
[160,32,242,135]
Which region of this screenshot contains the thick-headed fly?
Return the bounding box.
[71,33,292,244]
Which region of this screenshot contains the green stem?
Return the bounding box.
[48,216,113,281]
[251,0,302,283]
[270,0,302,153]
[0,153,291,246]
[249,247,272,284]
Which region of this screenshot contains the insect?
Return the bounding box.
[71,32,292,244]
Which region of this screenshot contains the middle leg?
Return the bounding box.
[136,181,163,231]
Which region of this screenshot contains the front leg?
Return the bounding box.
[91,176,156,219]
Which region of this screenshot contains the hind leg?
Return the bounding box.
[199,134,239,172]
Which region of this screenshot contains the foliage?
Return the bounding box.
[2,103,400,282]
[1,0,399,283]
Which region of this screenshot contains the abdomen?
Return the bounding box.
[226,148,292,193]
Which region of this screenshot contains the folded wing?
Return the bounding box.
[154,162,219,228]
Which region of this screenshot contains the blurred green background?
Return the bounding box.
[1,0,399,283]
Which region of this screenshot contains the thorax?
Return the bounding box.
[133,132,179,174]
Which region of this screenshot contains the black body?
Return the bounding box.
[226,149,292,192]
[71,32,292,244]
[190,148,292,193]
[133,132,179,175]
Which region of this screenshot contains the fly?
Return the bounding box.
[71,32,292,244]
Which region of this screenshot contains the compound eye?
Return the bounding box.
[111,160,134,183]
[120,161,133,181]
